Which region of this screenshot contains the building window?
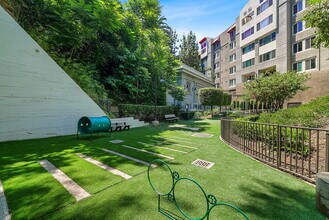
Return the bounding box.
[305,58,316,70]
[305,36,316,49]
[214,62,220,69]
[186,81,191,93]
[257,0,273,15]
[242,27,254,40]
[259,32,276,46]
[293,21,304,34]
[242,43,255,54]
[213,51,220,59]
[229,54,236,62]
[243,58,255,68]
[259,50,276,62]
[242,15,253,26]
[293,41,303,53]
[201,42,207,49]
[293,61,303,72]
[201,57,207,73]
[201,42,207,54]
[229,66,236,74]
[293,0,303,15]
[229,29,236,41]
[229,41,236,50]
[257,15,273,31]
[229,79,236,87]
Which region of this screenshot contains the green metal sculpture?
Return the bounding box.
[147,159,251,220]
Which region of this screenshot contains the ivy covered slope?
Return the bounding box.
[0,0,178,104]
[257,95,329,128]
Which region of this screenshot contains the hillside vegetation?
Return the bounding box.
[257,95,329,128]
[0,0,178,104]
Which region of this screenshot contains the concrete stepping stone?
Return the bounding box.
[165,137,193,144]
[121,145,174,160]
[76,153,132,180]
[39,160,90,201]
[191,133,214,138]
[151,140,197,149]
[101,149,157,168]
[169,124,201,131]
[110,140,124,144]
[137,142,188,154]
[0,181,10,220]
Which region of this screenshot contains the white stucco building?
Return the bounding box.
[166,63,214,110]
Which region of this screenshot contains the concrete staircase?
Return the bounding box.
[111,117,149,128]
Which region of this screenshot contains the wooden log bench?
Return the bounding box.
[111,121,130,131]
[164,114,178,123]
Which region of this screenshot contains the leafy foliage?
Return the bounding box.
[303,0,329,48]
[257,94,329,127]
[243,72,309,111]
[1,0,179,105]
[169,85,188,103]
[199,88,231,117]
[118,104,179,121]
[179,31,200,71]
[199,88,231,107]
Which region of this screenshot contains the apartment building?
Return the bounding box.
[200,0,329,106]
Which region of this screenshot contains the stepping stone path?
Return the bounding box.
[169,124,201,131]
[110,140,124,144]
[0,181,10,220]
[121,145,174,160]
[137,142,188,154]
[76,153,132,180]
[39,160,90,201]
[192,133,214,138]
[151,140,197,150]
[102,149,157,168]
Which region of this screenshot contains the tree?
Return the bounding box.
[303,0,329,47]
[168,28,179,56]
[169,85,188,105]
[243,72,309,112]
[179,31,200,71]
[199,88,231,118]
[2,0,179,105]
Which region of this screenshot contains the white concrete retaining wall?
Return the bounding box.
[0,6,105,142]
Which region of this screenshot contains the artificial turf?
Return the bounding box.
[0,119,324,219]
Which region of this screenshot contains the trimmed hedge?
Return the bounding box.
[118,104,180,121]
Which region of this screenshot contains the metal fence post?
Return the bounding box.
[325,132,329,172]
[229,120,231,143]
[277,125,281,168]
[243,122,246,154]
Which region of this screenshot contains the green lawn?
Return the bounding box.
[0,119,324,219]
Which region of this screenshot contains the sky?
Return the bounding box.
[160,0,248,42]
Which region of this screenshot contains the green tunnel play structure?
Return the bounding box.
[77,116,111,138]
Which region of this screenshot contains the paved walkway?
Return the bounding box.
[0,181,10,220]
[39,160,90,201]
[121,145,174,160]
[138,142,188,154]
[76,154,132,180]
[102,149,157,168]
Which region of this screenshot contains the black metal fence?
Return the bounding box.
[221,119,329,183]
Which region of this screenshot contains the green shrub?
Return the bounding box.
[193,112,203,119]
[232,122,310,155]
[257,95,329,127]
[118,104,180,121]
